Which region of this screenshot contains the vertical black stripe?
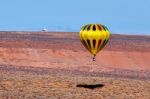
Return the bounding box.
[87,39,91,49]
[93,25,96,31]
[97,39,102,51]
[83,25,88,31]
[100,39,108,49]
[102,25,106,31]
[93,39,96,49]
[104,25,108,31]
[97,25,102,31]
[98,39,102,48]
[87,25,91,31]
[82,40,89,50]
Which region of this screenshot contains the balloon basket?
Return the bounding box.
[90,55,98,72]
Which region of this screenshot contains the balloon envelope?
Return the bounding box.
[79,24,110,56]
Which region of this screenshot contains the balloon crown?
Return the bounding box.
[81,24,109,31]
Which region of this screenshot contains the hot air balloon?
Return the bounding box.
[79,24,110,61]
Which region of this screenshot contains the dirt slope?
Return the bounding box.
[0,32,150,72]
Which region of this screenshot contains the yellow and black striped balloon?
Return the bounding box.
[79,24,110,57]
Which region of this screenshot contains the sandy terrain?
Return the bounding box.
[0,31,150,98]
[0,66,150,99]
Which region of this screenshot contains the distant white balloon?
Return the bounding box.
[42,27,48,32]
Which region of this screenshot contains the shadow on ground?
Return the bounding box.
[76,84,104,89]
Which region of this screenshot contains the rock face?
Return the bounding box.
[0,32,150,72]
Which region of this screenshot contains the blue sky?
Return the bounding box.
[0,0,150,34]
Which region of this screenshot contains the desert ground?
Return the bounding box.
[0,31,150,99]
